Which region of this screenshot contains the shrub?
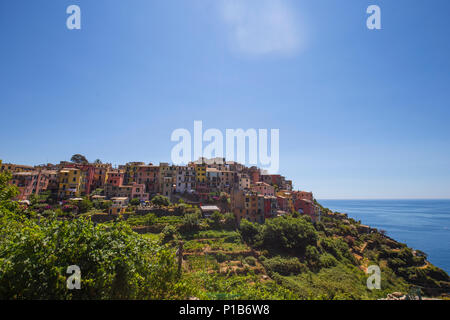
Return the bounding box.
[130,198,141,206]
[223,212,236,229]
[215,252,230,263]
[223,233,241,244]
[161,225,179,243]
[244,256,257,266]
[261,256,305,276]
[0,214,190,299]
[239,219,260,245]
[261,216,317,254]
[319,253,338,268]
[76,198,93,214]
[180,213,200,233]
[211,211,223,228]
[42,210,56,217]
[321,238,353,262]
[305,245,321,262]
[151,195,170,207]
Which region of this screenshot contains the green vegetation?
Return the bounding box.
[0,214,190,299]
[151,195,170,207]
[0,169,448,300]
[70,154,88,164]
[0,171,191,300]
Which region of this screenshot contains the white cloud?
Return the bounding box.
[219,0,305,57]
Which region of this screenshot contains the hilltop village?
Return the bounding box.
[1,156,448,300]
[1,156,318,223]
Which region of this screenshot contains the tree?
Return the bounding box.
[239,219,260,245]
[261,216,317,254]
[93,159,102,164]
[161,225,178,243]
[76,198,93,214]
[211,211,223,228]
[0,169,18,212]
[180,213,200,233]
[70,154,88,164]
[223,212,236,229]
[151,195,170,207]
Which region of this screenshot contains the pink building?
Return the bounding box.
[10,171,50,200]
[107,169,124,186]
[131,183,149,201]
[251,182,275,197]
[293,191,314,202]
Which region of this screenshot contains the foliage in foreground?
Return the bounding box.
[0,211,191,299]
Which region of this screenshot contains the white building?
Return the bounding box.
[176,166,196,193]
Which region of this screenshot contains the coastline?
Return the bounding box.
[319,199,450,274]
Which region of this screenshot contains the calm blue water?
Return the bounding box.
[318,200,450,274]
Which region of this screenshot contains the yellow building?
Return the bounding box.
[119,162,145,185]
[58,168,85,198]
[195,163,206,183]
[108,197,128,215]
[158,163,177,193]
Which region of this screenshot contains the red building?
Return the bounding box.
[294,199,316,220]
[276,195,288,212]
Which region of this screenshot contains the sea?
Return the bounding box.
[318,199,450,274]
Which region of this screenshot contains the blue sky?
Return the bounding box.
[1,0,450,199]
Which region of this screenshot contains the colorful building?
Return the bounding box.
[1,163,34,173]
[108,197,129,215]
[136,164,159,195]
[231,190,265,224]
[251,182,275,197]
[106,169,124,186]
[10,171,49,200]
[58,168,84,198]
[176,166,196,194]
[92,163,112,191]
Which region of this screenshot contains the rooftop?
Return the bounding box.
[200,205,220,211]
